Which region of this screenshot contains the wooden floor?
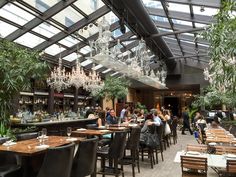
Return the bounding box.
[97,130,218,177]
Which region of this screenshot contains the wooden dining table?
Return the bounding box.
[0,136,84,156]
[0,136,85,177]
[72,129,113,137]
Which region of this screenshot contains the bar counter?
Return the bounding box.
[12,118,98,135]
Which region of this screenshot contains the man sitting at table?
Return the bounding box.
[106,109,118,124]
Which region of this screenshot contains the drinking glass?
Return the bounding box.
[67,127,72,138]
[38,131,43,146]
[42,128,47,138]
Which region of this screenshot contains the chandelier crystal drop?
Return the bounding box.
[47,46,70,92]
[69,54,87,89]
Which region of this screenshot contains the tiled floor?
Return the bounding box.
[98,130,219,177]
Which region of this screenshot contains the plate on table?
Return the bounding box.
[99,130,110,133]
[76,128,86,131]
[35,144,49,149]
[66,138,78,141]
[186,151,201,155]
[208,142,217,146]
[207,137,214,139]
[129,123,138,127]
[225,154,236,159]
[98,126,106,129]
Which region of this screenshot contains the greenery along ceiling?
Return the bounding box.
[0,0,227,77]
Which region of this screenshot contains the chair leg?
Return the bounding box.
[136,150,140,173]
[155,149,158,164]
[101,157,105,177]
[114,159,119,177]
[149,149,153,169]
[141,148,144,161]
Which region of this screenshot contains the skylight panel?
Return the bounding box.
[142,0,162,8]
[14,33,45,48]
[180,39,195,45]
[45,44,66,56]
[79,46,91,55]
[172,19,192,26]
[0,21,18,37]
[0,3,35,26]
[168,3,190,14]
[52,6,83,27]
[150,15,169,22]
[63,53,80,62]
[59,36,80,47]
[73,0,104,15]
[111,72,119,76]
[92,64,103,70]
[195,23,208,28]
[158,27,173,32]
[102,68,111,74]
[97,11,119,25]
[193,6,218,16]
[28,0,58,12]
[198,43,209,48]
[80,59,92,67]
[32,22,61,38]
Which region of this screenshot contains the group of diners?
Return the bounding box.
[0,106,179,177]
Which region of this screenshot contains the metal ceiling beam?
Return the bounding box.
[155,0,221,8]
[168,54,209,60]
[34,5,110,51]
[154,20,194,31]
[147,7,215,24]
[160,0,185,59]
[0,0,8,8]
[5,0,77,41]
[150,27,206,38]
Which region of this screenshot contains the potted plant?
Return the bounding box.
[0,39,48,136]
[94,76,129,109]
[202,0,236,109]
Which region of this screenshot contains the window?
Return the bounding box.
[36,0,50,12]
[65,17,74,28]
[90,0,98,10]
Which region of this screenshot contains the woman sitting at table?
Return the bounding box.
[97,110,106,127]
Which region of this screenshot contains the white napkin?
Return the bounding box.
[2,141,17,146]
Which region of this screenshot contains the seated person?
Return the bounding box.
[106,109,118,124]
[196,116,207,129]
[97,110,106,127]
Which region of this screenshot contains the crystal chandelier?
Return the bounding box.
[69,54,87,89]
[47,46,70,92]
[84,64,104,95]
[86,17,167,89]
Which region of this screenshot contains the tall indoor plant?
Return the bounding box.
[0,39,48,130]
[202,0,236,109]
[94,76,129,109]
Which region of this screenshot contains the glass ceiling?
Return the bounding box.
[0,0,224,76]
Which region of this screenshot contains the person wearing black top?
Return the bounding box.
[182,107,193,135]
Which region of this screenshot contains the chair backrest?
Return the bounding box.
[37,143,75,177]
[71,137,99,177]
[109,131,127,159]
[215,146,236,155]
[156,124,164,141]
[171,118,178,136]
[186,144,207,153]
[16,132,38,141]
[227,159,236,174]
[181,156,207,175]
[126,126,141,150]
[198,123,206,132]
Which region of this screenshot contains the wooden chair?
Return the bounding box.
[186,144,207,153]
[180,156,207,177]
[214,146,236,155]
[219,159,236,177]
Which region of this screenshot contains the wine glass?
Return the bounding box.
[42,128,47,145]
[38,131,43,146]
[67,127,72,139]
